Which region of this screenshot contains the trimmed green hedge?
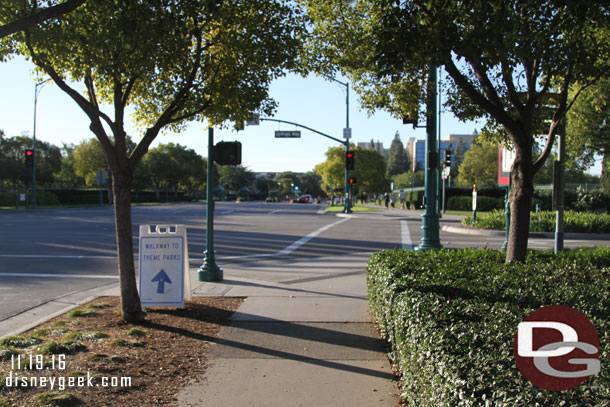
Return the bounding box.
[447,195,503,211]
[367,248,610,406]
[464,210,610,233]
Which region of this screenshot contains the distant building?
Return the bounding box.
[357,141,385,156]
[408,133,478,171]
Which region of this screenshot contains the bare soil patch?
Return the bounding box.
[0,296,243,407]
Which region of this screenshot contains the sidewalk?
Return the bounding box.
[177,252,400,407]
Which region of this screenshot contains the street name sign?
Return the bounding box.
[275,130,301,138]
[139,225,191,308]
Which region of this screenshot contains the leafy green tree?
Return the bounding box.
[217,165,255,194]
[56,143,84,187]
[0,132,61,187]
[456,141,498,188]
[275,171,302,197]
[314,146,346,196]
[566,77,610,192]
[298,171,324,197]
[350,147,387,194]
[142,143,205,200]
[72,138,106,187]
[393,171,425,189]
[12,0,303,321]
[315,146,386,195]
[387,131,409,176]
[301,0,610,262]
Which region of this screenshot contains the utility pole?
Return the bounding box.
[31,80,46,209]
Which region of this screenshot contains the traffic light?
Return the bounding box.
[345,151,355,170]
[444,149,452,168]
[214,141,242,165]
[25,149,34,167]
[349,177,357,185]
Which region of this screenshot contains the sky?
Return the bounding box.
[1,55,599,175]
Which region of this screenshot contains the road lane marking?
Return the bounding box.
[267,210,281,215]
[0,273,117,279]
[277,217,350,255]
[0,254,117,259]
[222,217,350,260]
[401,220,413,250]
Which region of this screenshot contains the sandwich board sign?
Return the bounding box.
[139,225,191,308]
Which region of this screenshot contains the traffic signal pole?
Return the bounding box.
[416,65,443,250]
[198,125,223,282]
[257,117,352,213]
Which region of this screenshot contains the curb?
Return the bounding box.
[442,225,610,240]
[0,283,119,340]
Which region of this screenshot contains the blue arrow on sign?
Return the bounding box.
[151,269,172,294]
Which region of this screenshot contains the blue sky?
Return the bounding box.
[0,55,511,174]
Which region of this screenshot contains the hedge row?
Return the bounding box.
[464,210,610,233]
[367,248,610,406]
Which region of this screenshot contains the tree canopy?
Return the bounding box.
[8,0,305,320]
[315,145,386,195]
[456,140,498,188]
[301,0,610,261]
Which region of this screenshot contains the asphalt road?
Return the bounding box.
[1,202,608,324]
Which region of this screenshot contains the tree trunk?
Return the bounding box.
[112,169,145,322]
[506,143,534,262]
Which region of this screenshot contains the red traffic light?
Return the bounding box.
[26,149,33,156]
[345,151,355,170]
[349,177,357,184]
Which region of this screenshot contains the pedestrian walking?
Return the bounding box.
[384,193,389,209]
[399,190,406,210]
[390,193,396,209]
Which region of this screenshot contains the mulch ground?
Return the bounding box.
[0,296,243,407]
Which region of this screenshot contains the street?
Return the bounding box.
[1,202,609,326]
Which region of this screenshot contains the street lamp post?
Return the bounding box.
[31,80,47,209]
[328,77,352,214]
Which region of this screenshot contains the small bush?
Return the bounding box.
[126,328,148,337]
[40,340,86,355]
[36,391,79,407]
[0,346,18,361]
[0,335,42,348]
[367,248,610,406]
[66,309,95,318]
[62,331,108,342]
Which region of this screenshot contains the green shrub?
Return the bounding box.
[35,391,79,407]
[0,346,18,361]
[0,335,42,348]
[447,196,503,211]
[40,340,86,355]
[464,210,610,233]
[0,192,17,206]
[367,248,610,406]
